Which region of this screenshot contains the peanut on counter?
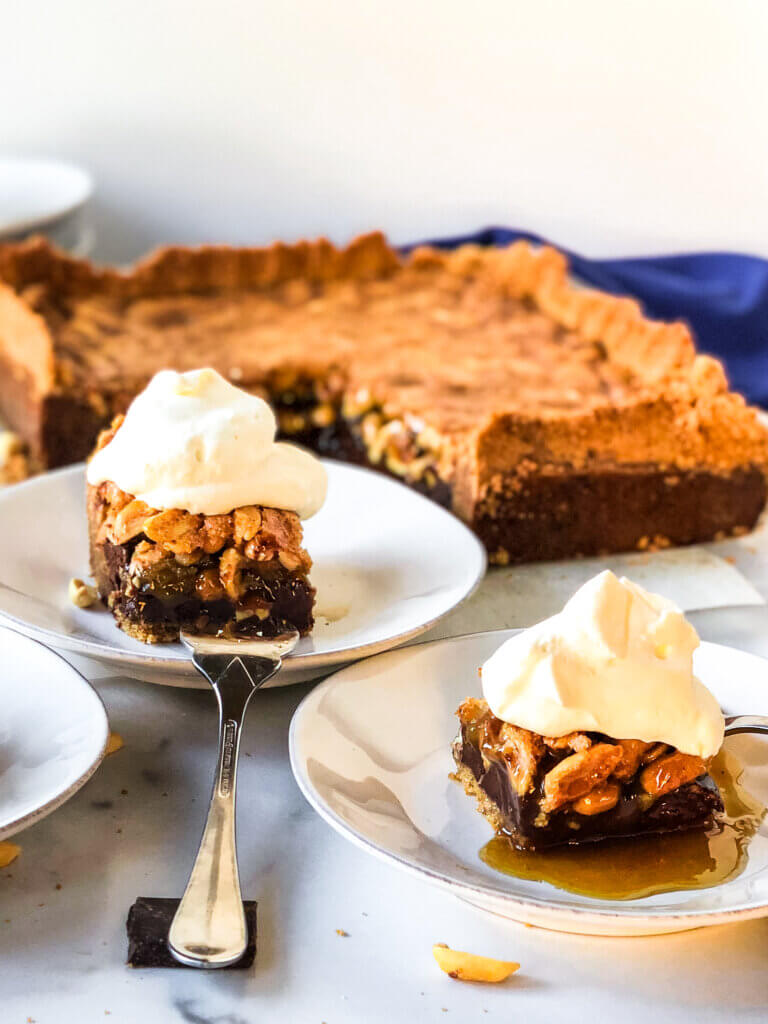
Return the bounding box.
[432,943,520,983]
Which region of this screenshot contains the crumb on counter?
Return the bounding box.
[432,943,520,983]
[68,577,99,608]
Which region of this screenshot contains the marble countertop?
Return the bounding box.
[5,527,768,1023]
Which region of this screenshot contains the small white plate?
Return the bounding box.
[0,626,108,840]
[0,157,93,239]
[290,630,768,936]
[0,462,485,687]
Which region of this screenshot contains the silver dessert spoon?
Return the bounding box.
[724,715,768,737]
[167,629,300,968]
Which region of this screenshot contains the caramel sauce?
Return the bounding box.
[480,748,765,901]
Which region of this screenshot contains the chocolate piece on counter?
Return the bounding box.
[126,897,257,969]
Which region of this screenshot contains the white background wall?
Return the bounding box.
[1,0,767,263]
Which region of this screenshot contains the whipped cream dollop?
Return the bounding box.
[481,571,724,757]
[86,368,327,518]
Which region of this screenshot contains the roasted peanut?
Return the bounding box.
[640,751,705,798]
[278,549,302,572]
[432,944,520,983]
[541,744,622,813]
[233,506,263,544]
[68,577,99,609]
[543,732,593,753]
[200,513,233,553]
[572,781,621,816]
[129,540,168,574]
[144,509,203,555]
[498,722,545,796]
[110,499,155,543]
[612,739,655,781]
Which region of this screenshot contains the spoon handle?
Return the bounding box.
[724,714,768,737]
[167,653,280,968]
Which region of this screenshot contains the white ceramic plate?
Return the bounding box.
[0,462,485,687]
[0,626,109,840]
[290,630,768,936]
[0,157,93,239]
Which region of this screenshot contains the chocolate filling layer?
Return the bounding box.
[472,466,766,563]
[90,535,314,640]
[455,726,723,851]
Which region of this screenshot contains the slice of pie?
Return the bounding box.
[85,368,325,643]
[452,698,722,851]
[88,470,315,643]
[452,572,725,850]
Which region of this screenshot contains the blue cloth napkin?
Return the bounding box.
[410,227,768,408]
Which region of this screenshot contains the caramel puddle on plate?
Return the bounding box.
[480,748,766,901]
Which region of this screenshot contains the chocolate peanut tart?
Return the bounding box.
[453,572,725,851]
[86,368,327,643]
[1,233,766,565]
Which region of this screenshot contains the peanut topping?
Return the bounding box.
[200,513,233,553]
[612,739,655,781]
[497,723,545,796]
[542,732,593,753]
[278,549,302,571]
[129,540,168,573]
[456,697,719,826]
[110,499,156,544]
[572,781,621,816]
[541,744,623,813]
[640,751,706,798]
[143,509,204,555]
[233,506,263,543]
[94,475,312,580]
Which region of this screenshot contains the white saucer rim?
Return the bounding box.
[0,624,110,841]
[0,157,93,237]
